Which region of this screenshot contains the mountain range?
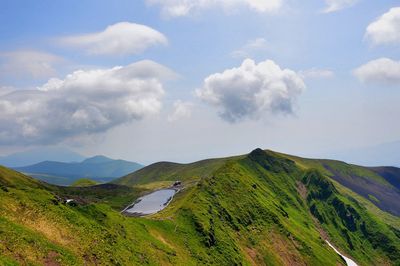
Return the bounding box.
[0,148,399,265]
[13,155,143,186]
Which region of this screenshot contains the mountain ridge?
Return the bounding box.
[114,149,400,216]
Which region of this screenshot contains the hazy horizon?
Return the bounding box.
[1,1,399,166]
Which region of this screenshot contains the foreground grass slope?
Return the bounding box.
[0,149,399,265]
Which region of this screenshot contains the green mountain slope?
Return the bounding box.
[369,166,400,190]
[71,178,99,187]
[115,155,241,186]
[116,150,400,216]
[279,152,400,216]
[0,149,399,265]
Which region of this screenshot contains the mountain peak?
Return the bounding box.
[247,148,296,173]
[82,155,114,164]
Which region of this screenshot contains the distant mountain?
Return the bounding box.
[14,155,143,185]
[82,155,114,164]
[0,147,85,167]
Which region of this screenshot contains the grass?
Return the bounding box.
[278,151,400,216]
[135,180,176,190]
[300,169,399,265]
[71,178,99,187]
[0,148,399,265]
[114,155,243,186]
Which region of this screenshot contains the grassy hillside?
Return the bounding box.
[0,149,399,265]
[278,152,400,216]
[369,166,400,190]
[71,178,99,187]
[115,155,243,186]
[115,150,400,216]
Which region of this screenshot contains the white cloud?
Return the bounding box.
[299,68,334,79]
[0,86,16,96]
[196,58,305,122]
[60,22,167,56]
[365,7,400,46]
[168,100,193,122]
[353,58,400,84]
[322,0,358,13]
[0,60,175,145]
[146,0,283,17]
[0,50,64,80]
[231,38,268,58]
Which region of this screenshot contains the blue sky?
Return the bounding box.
[0,0,399,165]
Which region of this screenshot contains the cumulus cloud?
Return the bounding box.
[146,0,283,17]
[353,58,400,84]
[231,38,268,58]
[322,0,358,13]
[0,50,64,80]
[365,7,400,46]
[299,68,334,79]
[168,100,193,122]
[196,59,305,122]
[0,60,175,145]
[60,22,167,56]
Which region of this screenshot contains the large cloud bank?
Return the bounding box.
[0,60,174,144]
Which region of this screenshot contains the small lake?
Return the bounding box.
[124,189,176,216]
[326,241,358,266]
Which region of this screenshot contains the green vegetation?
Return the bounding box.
[368,194,380,203]
[0,148,399,265]
[115,155,242,186]
[278,151,400,216]
[71,178,99,187]
[301,169,399,265]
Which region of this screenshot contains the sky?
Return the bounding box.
[0,0,399,165]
